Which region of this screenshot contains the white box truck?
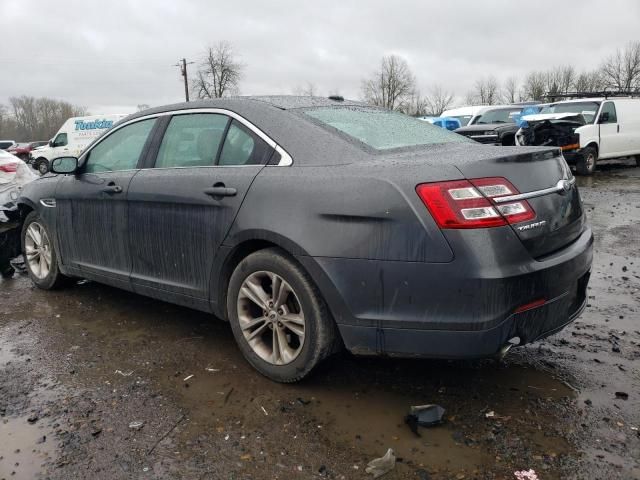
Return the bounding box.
[30,114,128,174]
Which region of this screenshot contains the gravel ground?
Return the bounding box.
[0,159,639,480]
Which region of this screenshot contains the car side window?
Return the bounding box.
[84,118,156,174]
[600,102,617,123]
[155,113,229,168]
[52,133,67,147]
[218,120,272,166]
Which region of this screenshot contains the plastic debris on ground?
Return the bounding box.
[365,448,396,478]
[405,404,446,435]
[129,421,144,430]
[514,469,539,480]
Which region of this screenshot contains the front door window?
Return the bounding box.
[84,119,156,173]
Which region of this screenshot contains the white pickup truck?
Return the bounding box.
[515,97,640,174]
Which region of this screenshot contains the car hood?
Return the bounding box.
[522,113,585,125]
[455,123,517,134]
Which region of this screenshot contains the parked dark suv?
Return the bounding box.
[455,106,531,146]
[16,96,592,382]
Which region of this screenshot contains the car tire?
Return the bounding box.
[21,212,70,290]
[36,158,49,175]
[576,147,597,175]
[227,248,338,383]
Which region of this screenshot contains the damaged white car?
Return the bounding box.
[1,149,38,221]
[515,98,640,175]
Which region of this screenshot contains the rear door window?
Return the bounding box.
[155,113,230,168]
[218,120,272,166]
[84,118,156,173]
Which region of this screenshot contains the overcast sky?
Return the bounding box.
[2,0,639,114]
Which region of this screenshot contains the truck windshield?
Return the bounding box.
[539,102,600,123]
[303,106,470,150]
[472,108,523,125]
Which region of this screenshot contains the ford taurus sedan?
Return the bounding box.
[16,96,593,382]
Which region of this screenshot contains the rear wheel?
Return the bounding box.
[227,248,337,383]
[576,147,597,175]
[21,212,70,289]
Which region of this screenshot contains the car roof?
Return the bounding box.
[130,96,362,119]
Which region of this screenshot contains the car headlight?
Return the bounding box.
[484,131,498,136]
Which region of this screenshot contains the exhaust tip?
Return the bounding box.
[497,337,521,361]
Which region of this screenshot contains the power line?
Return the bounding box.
[174,58,194,102]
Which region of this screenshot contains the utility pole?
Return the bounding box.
[174,58,194,102]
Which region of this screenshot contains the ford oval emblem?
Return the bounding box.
[557,179,572,194]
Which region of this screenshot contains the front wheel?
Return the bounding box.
[21,212,70,289]
[227,248,337,383]
[576,147,597,175]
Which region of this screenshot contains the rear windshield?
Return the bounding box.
[539,102,600,123]
[303,106,469,150]
[471,108,522,125]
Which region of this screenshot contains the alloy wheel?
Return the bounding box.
[24,222,52,280]
[237,271,306,365]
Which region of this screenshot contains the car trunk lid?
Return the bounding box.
[452,146,585,258]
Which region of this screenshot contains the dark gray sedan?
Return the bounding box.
[16,96,593,382]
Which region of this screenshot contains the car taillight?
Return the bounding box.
[416,177,535,229]
[0,163,18,173]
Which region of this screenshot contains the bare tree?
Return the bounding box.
[522,71,547,101]
[502,77,518,103]
[558,65,576,93]
[0,96,86,141]
[361,55,415,111]
[193,42,244,99]
[600,41,640,90]
[422,85,455,116]
[574,70,604,93]
[473,76,500,105]
[464,91,477,105]
[292,82,317,96]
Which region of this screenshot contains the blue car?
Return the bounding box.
[419,116,462,131]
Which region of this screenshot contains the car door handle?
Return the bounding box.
[204,186,237,197]
[102,184,123,194]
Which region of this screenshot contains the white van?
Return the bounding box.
[30,114,128,174]
[516,97,640,174]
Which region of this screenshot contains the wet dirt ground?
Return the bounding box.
[1,160,639,480]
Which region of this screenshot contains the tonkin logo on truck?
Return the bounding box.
[74,119,114,131]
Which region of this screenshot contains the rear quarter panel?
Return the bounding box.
[224,164,455,263]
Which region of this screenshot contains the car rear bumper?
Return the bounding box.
[337,273,588,358]
[297,226,593,358]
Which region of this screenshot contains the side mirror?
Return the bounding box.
[50,156,78,174]
[598,112,610,123]
[48,140,53,147]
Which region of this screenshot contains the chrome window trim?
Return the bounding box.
[80,108,293,167]
[493,177,576,204]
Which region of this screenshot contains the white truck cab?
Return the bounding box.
[441,105,487,127]
[30,114,128,174]
[528,97,640,174]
